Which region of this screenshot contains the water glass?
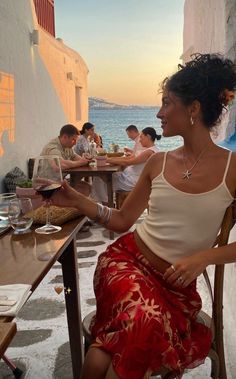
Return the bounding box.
[8,198,33,234]
[0,193,17,228]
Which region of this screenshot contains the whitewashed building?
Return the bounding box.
[183,0,236,148]
[183,1,236,376]
[0,0,89,190]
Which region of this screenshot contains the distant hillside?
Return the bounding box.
[89,97,156,110]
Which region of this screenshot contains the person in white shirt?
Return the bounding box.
[124,124,146,156]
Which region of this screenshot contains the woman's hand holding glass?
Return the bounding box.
[50,180,79,209]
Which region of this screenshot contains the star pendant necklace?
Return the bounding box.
[182,143,210,180]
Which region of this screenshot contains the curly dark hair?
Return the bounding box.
[162,53,236,128]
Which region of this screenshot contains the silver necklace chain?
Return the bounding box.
[182,144,210,179]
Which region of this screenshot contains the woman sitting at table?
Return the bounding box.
[51,54,236,379]
[94,132,103,148]
[91,127,161,203]
[74,122,95,156]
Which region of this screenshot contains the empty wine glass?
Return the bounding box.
[8,198,33,234]
[32,155,63,234]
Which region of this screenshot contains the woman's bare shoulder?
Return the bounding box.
[147,147,182,162]
[219,148,236,195]
[145,151,167,179]
[231,151,236,160]
[229,150,236,175]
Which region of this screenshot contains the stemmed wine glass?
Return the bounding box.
[32,155,62,234]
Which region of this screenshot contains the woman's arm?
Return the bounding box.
[163,241,236,288]
[124,147,134,156]
[107,149,155,167]
[51,154,160,232]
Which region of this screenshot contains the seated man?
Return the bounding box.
[40,124,90,196]
[124,124,146,156]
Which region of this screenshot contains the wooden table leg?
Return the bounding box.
[0,323,17,358]
[69,172,83,188]
[59,238,84,378]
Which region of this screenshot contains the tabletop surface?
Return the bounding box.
[0,216,86,289]
[64,164,120,174]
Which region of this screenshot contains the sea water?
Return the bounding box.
[89,108,182,151]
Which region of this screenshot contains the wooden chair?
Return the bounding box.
[82,205,234,378]
[115,190,131,209]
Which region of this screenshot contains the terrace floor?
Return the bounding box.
[0,214,235,378]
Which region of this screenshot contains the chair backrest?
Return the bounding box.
[28,158,35,179]
[202,204,234,379]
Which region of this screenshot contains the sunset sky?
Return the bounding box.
[55,0,185,106]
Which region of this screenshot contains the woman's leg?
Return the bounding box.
[80,347,112,379]
[104,363,121,379]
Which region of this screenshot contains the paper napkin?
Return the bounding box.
[0,284,32,316]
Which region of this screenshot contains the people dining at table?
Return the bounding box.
[90,127,161,203]
[40,124,91,195]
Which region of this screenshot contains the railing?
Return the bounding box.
[33,0,55,37]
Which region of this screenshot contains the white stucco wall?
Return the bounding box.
[38,32,89,130]
[183,0,225,61]
[183,1,236,376]
[183,0,236,143]
[0,0,88,191]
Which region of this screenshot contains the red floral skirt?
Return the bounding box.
[90,232,211,379]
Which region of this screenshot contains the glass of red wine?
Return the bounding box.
[32,155,63,234]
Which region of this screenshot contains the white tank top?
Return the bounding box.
[136,151,234,264]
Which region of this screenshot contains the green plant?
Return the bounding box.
[17,179,33,188]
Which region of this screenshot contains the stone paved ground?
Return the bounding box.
[0,217,234,378]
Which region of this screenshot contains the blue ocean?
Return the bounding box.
[89,108,182,151]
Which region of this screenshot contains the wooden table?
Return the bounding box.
[0,216,86,377]
[65,164,121,239]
